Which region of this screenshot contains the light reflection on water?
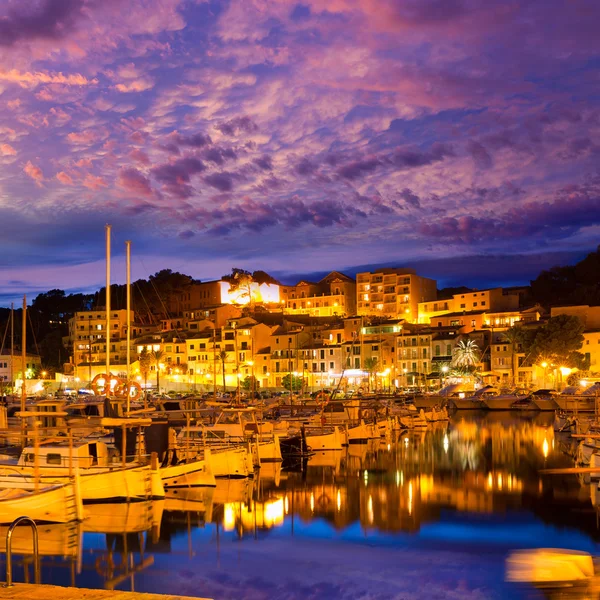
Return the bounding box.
[2,412,599,599]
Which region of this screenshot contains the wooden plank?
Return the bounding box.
[0,583,211,600]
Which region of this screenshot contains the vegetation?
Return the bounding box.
[530,245,600,307]
[281,373,303,392]
[217,350,229,392]
[151,349,164,391]
[526,314,586,369]
[452,339,481,374]
[363,357,379,392]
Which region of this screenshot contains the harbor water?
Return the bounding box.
[1,412,596,599]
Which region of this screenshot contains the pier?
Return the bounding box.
[0,583,211,600]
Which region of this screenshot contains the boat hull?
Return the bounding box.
[0,464,162,503]
[0,481,81,524]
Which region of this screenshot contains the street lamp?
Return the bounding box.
[541,361,548,388]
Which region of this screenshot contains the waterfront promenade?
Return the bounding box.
[0,583,210,600]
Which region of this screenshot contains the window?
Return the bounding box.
[481,301,486,306]
[460,304,466,309]
[471,320,476,327]
[329,362,334,369]
[46,453,62,465]
[473,302,478,307]
[372,345,379,351]
[435,345,440,356]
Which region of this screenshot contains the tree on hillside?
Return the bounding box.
[139,348,151,407]
[528,314,585,369]
[530,245,600,307]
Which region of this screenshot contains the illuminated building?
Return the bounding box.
[281,271,356,317]
[356,268,436,322]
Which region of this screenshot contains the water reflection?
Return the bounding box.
[3,413,600,599]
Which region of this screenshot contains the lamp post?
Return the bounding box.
[541,361,547,389]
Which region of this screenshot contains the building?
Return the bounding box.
[418,288,520,324]
[550,305,600,330]
[0,353,42,384]
[281,271,356,318]
[68,309,141,382]
[356,268,436,322]
[172,280,281,314]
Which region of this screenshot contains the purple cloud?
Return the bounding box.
[151,157,205,198]
[215,116,258,136]
[0,0,85,46]
[204,171,235,192]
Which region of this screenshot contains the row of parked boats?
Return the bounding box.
[0,394,449,526]
[413,382,600,412]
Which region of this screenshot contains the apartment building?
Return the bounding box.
[418,288,520,324]
[356,268,436,322]
[282,271,356,318]
[550,305,600,329]
[68,309,140,381]
[0,353,42,383]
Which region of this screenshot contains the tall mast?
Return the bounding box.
[105,224,111,395]
[20,295,26,447]
[10,302,13,393]
[125,239,131,414]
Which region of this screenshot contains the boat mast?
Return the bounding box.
[126,239,131,414]
[10,302,13,393]
[20,295,26,448]
[105,224,111,396]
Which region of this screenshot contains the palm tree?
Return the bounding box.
[364,357,378,392]
[452,339,480,374]
[139,347,151,407]
[217,350,229,393]
[151,350,164,393]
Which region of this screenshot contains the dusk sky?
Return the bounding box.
[1,0,599,306]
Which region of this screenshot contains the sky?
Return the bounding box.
[1,0,599,306]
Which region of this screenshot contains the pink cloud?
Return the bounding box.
[82,174,108,190]
[23,161,44,186]
[0,69,97,88]
[66,130,97,145]
[0,144,16,156]
[130,149,150,165]
[56,171,74,185]
[115,78,154,93]
[7,99,21,110]
[118,168,154,197]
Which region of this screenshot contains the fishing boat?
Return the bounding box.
[176,427,254,478]
[0,479,82,524]
[0,435,163,502]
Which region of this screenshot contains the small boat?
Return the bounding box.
[0,437,163,502]
[0,479,82,524]
[303,426,343,451]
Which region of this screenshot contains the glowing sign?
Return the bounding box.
[220,281,280,305]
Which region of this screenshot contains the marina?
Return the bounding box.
[0,410,599,598]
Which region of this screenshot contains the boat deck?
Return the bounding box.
[0,583,211,600]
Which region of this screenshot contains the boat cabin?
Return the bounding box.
[18,439,112,469]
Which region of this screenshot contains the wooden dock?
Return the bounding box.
[0,583,211,600]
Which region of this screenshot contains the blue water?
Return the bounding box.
[4,413,598,599]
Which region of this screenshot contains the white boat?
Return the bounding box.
[202,408,282,466]
[0,479,82,524]
[346,420,378,444]
[0,438,163,502]
[176,427,254,478]
[304,425,343,450]
[160,455,216,488]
